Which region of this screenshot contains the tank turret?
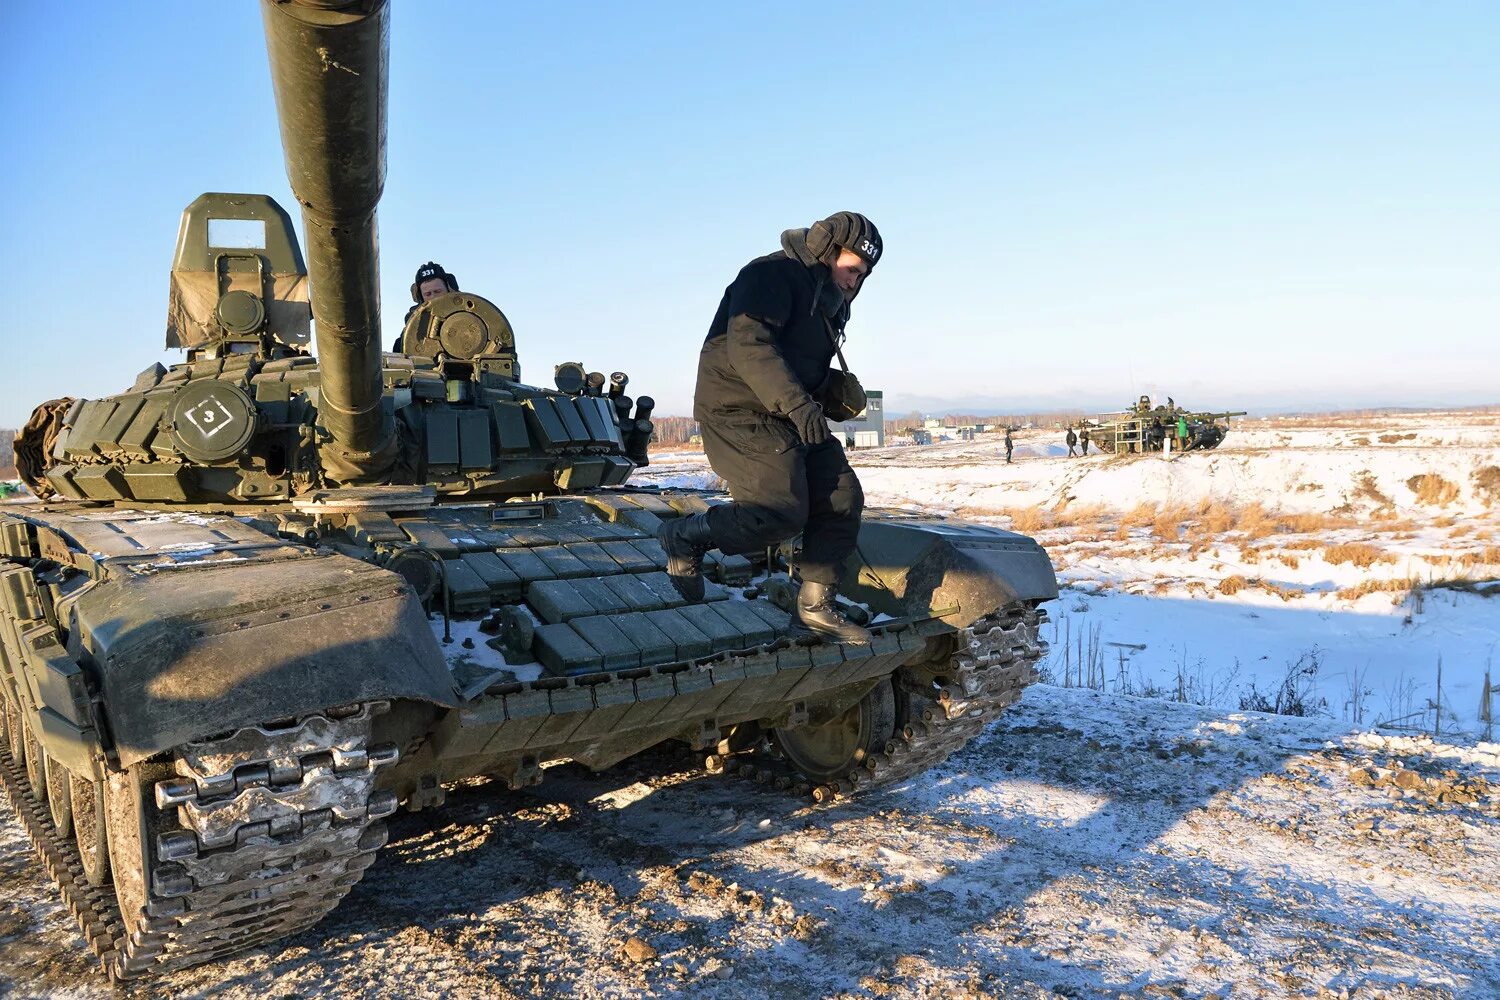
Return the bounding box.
[15,186,654,504]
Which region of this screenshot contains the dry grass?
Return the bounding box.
[1450,523,1473,538]
[1235,502,1276,540]
[1275,552,1301,569]
[1218,575,1248,596]
[1007,507,1048,533]
[1120,502,1157,529]
[1051,502,1108,528]
[1378,432,1416,443]
[1353,472,1393,508]
[1258,580,1303,601]
[1218,575,1302,601]
[1152,503,1190,542]
[1406,474,1459,506]
[1323,542,1396,568]
[1283,538,1325,551]
[1195,500,1236,536]
[1473,466,1500,507]
[1279,511,1355,533]
[1457,546,1500,566]
[1336,578,1415,602]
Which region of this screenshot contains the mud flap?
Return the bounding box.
[842,517,1058,627]
[71,554,458,768]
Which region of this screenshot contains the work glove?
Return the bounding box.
[786,400,830,447]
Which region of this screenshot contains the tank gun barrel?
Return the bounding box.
[260,0,393,479]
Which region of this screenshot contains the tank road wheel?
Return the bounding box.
[1,694,23,769]
[747,606,1047,801]
[21,714,48,804]
[45,755,73,836]
[71,776,110,886]
[773,679,900,784]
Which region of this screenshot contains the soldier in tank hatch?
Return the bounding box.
[392,261,459,350]
[658,211,882,644]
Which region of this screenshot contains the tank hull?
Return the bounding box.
[1,492,1053,978]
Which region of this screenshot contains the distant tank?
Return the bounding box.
[1085,395,1246,454]
[0,0,1055,980]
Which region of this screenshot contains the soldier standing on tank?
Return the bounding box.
[1065,425,1078,457]
[1004,427,1014,464]
[657,212,881,644]
[392,261,459,350]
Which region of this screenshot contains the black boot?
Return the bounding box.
[657,513,713,602]
[796,581,872,644]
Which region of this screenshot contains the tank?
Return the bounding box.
[1085,395,1246,454]
[0,0,1056,981]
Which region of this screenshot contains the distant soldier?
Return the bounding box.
[1065,426,1078,457]
[1004,427,1014,464]
[1079,426,1090,455]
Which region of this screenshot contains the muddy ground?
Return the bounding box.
[2,686,1496,999]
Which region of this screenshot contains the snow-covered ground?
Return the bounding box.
[3,686,1496,998]
[643,410,1500,740]
[3,411,1499,997]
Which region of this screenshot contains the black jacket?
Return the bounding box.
[694,243,847,425]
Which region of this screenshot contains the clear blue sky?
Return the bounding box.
[2,2,1496,426]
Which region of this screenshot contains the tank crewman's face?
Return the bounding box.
[830,248,870,296]
[419,277,450,302]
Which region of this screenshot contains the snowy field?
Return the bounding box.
[2,410,1499,998]
[3,689,1496,998]
[643,410,1500,740]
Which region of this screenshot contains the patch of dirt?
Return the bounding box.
[1353,471,1393,509]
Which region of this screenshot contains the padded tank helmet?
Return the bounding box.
[411,260,458,302]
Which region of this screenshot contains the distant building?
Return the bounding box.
[922,417,945,430]
[828,390,885,448]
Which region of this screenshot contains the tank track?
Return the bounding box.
[0,701,399,981]
[715,604,1047,803]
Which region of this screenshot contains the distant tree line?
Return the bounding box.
[650,416,700,446]
[0,429,14,476]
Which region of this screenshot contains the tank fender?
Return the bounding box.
[70,553,458,768]
[841,517,1058,627]
[0,564,102,777]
